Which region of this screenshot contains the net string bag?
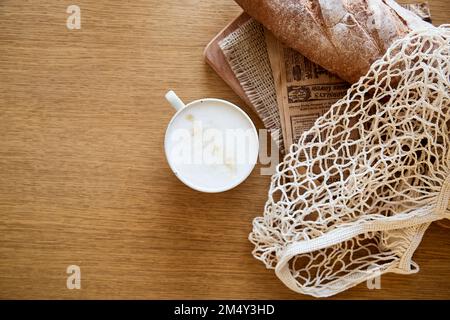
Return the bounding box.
[249,25,450,298]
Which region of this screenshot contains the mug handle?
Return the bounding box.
[165,90,186,111]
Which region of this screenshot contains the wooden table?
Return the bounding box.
[0,0,449,299]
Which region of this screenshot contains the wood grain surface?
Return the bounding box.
[0,0,449,299]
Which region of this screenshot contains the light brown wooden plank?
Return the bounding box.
[0,0,449,299]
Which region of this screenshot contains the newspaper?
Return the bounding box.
[266,2,432,152]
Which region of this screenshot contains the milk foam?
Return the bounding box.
[165,100,258,192]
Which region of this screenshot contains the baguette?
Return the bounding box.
[234,0,432,83]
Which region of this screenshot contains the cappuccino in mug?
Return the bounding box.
[164,91,259,193]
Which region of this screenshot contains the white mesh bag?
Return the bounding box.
[250,25,450,297]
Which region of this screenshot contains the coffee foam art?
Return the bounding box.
[165,100,259,192]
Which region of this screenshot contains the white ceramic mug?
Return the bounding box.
[164,90,259,193]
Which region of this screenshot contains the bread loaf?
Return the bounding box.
[234,0,432,83]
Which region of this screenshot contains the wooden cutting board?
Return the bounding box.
[203,12,255,110]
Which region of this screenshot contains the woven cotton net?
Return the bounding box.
[250,26,450,297]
